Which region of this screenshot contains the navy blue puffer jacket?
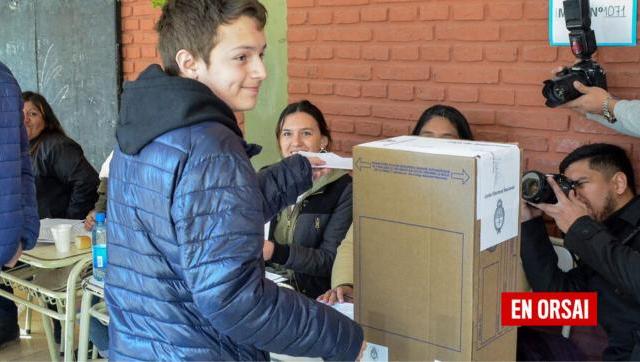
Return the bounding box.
[106,65,363,361]
[0,62,39,264]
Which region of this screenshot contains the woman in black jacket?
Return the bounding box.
[264,100,352,299]
[22,91,99,219]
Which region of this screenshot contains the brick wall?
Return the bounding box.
[286,0,640,186]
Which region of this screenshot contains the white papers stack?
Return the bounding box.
[38,218,85,243]
[332,302,354,320]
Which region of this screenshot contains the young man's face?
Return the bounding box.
[195,16,267,112]
[564,159,619,221]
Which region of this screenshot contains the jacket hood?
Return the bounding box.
[116,64,260,156]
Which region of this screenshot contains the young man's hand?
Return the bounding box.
[317,285,354,305]
[520,199,543,222]
[529,176,590,233]
[4,243,23,268]
[263,240,274,261]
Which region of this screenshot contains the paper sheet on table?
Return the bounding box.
[38,218,87,243]
[332,302,354,320]
[297,151,353,170]
[265,271,288,284]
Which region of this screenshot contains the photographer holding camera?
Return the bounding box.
[564,81,640,138]
[520,143,640,360]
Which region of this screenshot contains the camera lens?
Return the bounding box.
[552,85,568,101]
[522,171,543,201]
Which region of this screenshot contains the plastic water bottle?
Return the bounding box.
[92,212,108,282]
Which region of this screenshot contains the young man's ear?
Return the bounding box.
[175,49,199,79]
[611,171,629,195]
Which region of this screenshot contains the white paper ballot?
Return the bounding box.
[331,302,354,320]
[362,342,389,362]
[265,271,288,284]
[297,151,353,170]
[264,222,270,240]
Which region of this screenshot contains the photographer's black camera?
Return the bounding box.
[522,171,575,204]
[542,0,607,108]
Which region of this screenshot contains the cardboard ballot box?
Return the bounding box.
[353,136,525,361]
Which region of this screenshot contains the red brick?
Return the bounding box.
[447,86,478,103]
[288,28,317,42]
[362,46,390,60]
[420,45,451,61]
[527,154,564,174]
[463,109,496,125]
[335,83,361,98]
[125,46,141,59]
[475,130,508,142]
[372,104,423,120]
[318,0,368,5]
[502,68,547,85]
[589,138,633,154]
[485,46,518,62]
[362,7,388,22]
[434,66,499,84]
[133,32,158,45]
[289,46,309,60]
[335,46,360,59]
[375,65,430,81]
[122,34,134,45]
[419,3,449,20]
[383,121,411,137]
[516,89,546,106]
[391,46,419,60]
[288,0,314,7]
[389,6,417,22]
[356,121,382,136]
[288,10,307,25]
[140,46,156,58]
[331,118,355,133]
[453,46,483,62]
[524,1,548,19]
[123,18,139,31]
[289,81,309,94]
[501,24,548,41]
[388,84,414,101]
[132,4,157,16]
[488,3,523,20]
[452,3,484,20]
[416,86,445,101]
[571,116,619,135]
[601,48,640,63]
[522,46,558,62]
[362,84,387,98]
[324,64,371,80]
[319,101,371,116]
[334,9,360,24]
[321,28,372,42]
[480,88,515,105]
[338,135,373,155]
[309,46,333,59]
[309,10,333,25]
[496,110,569,131]
[436,24,499,41]
[508,135,549,152]
[121,6,133,17]
[552,137,588,153]
[375,25,433,42]
[309,82,333,95]
[290,64,320,79]
[123,60,134,73]
[140,18,155,31]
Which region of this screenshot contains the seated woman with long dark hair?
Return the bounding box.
[22,91,99,219]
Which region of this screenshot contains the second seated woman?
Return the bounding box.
[264,100,352,299]
[22,91,99,220]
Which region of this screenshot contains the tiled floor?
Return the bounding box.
[0,305,53,361]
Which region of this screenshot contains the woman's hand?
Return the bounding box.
[84,210,96,231]
[317,284,354,305]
